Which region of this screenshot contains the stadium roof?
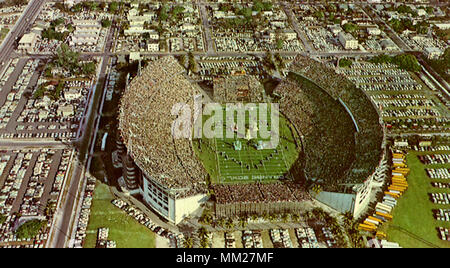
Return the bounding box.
[313,191,355,214]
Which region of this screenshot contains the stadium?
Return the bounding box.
[118,55,384,224]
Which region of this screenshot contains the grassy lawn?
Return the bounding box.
[83,181,156,248]
[0,28,9,40]
[383,151,450,248]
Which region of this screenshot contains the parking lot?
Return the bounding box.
[0,147,73,247]
[338,60,450,134]
[0,57,96,141]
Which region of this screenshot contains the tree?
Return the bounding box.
[171,5,185,17]
[264,52,275,71]
[45,201,57,216]
[81,62,96,76]
[0,215,6,225]
[183,236,194,248]
[343,23,358,33]
[216,218,226,227]
[198,227,208,237]
[15,220,47,239]
[225,218,234,229]
[392,54,421,72]
[178,54,188,68]
[101,19,112,28]
[200,237,209,248]
[188,52,199,74]
[389,18,405,33]
[33,84,47,99]
[274,53,286,69]
[11,0,26,6]
[314,10,324,19]
[71,4,82,13]
[276,39,284,50]
[108,2,119,13]
[198,206,212,223]
[91,1,98,11]
[253,1,265,13]
[238,216,248,228]
[54,44,80,72]
[339,58,353,68]
[50,82,64,101]
[262,1,273,11]
[238,7,253,20]
[158,4,169,21]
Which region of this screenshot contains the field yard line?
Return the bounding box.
[214,137,222,184]
[237,146,244,176]
[257,148,268,175]
[280,145,289,172]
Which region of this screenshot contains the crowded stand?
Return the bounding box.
[119,56,208,195]
[278,54,383,191]
[274,78,356,191]
[212,181,309,206]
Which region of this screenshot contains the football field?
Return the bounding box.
[194,104,301,184]
[214,135,291,183]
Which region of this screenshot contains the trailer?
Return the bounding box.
[368,216,382,223]
[376,211,393,220]
[375,203,392,212]
[364,220,376,227]
[385,191,400,198]
[358,224,376,231]
[376,207,391,215]
[376,205,391,214]
[392,153,404,159]
[365,219,379,226]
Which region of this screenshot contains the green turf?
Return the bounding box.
[193,104,301,184]
[0,28,9,40]
[83,181,156,248]
[383,151,450,248]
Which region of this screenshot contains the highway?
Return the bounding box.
[0,0,45,73]
[198,3,215,55]
[50,15,117,249]
[0,0,116,247]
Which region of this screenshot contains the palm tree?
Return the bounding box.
[217,218,226,228]
[239,217,248,228]
[200,237,209,248]
[198,227,208,238]
[183,236,194,248]
[223,218,234,229]
[292,213,300,222]
[342,211,353,229]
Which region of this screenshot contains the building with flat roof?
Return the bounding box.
[18,32,37,53]
[70,20,101,46]
[380,38,397,51]
[338,32,358,50]
[424,47,444,60]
